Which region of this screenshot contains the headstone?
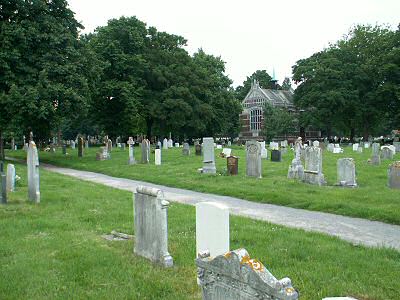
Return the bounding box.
[334,143,340,148]
[312,141,320,147]
[388,145,396,154]
[127,137,136,165]
[302,146,325,186]
[271,149,282,162]
[96,147,109,161]
[201,137,216,174]
[6,164,16,192]
[196,202,229,258]
[364,142,370,149]
[134,186,173,267]
[388,161,400,189]
[288,137,304,179]
[393,142,400,153]
[70,140,75,149]
[227,141,232,146]
[157,141,161,149]
[337,158,357,187]
[117,143,121,148]
[182,143,190,155]
[163,138,168,150]
[352,144,359,151]
[259,141,267,159]
[175,142,180,148]
[216,144,222,150]
[381,146,394,160]
[168,138,173,148]
[246,140,262,178]
[85,140,89,149]
[269,142,279,150]
[195,144,202,156]
[221,148,231,157]
[0,163,6,204]
[155,148,161,165]
[196,248,298,300]
[227,156,239,175]
[141,139,150,164]
[78,137,84,157]
[107,139,112,153]
[327,143,334,152]
[371,143,381,165]
[62,144,67,155]
[121,143,126,150]
[281,140,288,148]
[27,141,40,203]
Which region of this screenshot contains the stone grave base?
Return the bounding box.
[302,171,325,186]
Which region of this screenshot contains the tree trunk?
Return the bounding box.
[0,130,4,161]
[350,128,355,142]
[146,118,153,140]
[363,126,369,141]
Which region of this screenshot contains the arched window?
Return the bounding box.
[250,108,262,131]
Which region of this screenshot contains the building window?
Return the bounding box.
[250,108,262,131]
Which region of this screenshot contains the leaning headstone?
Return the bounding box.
[337,158,357,187]
[78,137,84,157]
[371,143,381,165]
[271,149,282,162]
[302,146,325,186]
[246,140,262,178]
[381,146,394,160]
[196,202,229,258]
[163,138,168,150]
[127,137,136,165]
[196,248,298,300]
[6,164,16,192]
[201,137,216,174]
[0,162,6,204]
[155,147,161,165]
[227,156,239,176]
[288,137,304,179]
[182,143,190,155]
[27,141,40,203]
[195,144,202,156]
[388,161,400,189]
[141,139,150,164]
[134,186,173,267]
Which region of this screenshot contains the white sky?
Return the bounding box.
[68,0,399,87]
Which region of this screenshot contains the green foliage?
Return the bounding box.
[235,70,273,100]
[262,102,297,141]
[293,24,400,138]
[281,77,292,90]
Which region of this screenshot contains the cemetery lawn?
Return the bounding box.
[6,146,400,225]
[1,163,400,299]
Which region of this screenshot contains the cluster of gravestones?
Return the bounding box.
[133,185,357,300]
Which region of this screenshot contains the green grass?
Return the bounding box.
[5,145,400,225]
[1,162,399,299]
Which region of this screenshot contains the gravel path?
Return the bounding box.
[38,162,400,251]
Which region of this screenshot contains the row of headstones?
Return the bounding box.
[133,185,355,300]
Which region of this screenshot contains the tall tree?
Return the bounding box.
[235,70,273,100]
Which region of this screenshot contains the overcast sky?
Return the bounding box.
[68,0,399,87]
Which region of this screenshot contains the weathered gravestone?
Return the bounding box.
[62,144,67,155]
[381,146,394,160]
[227,141,232,146]
[168,138,173,148]
[246,140,262,178]
[364,142,370,149]
[288,137,304,180]
[259,141,268,159]
[141,139,150,164]
[201,138,216,174]
[394,142,400,153]
[271,150,282,162]
[352,144,359,151]
[121,143,126,150]
[227,156,238,175]
[196,202,229,258]
[196,248,298,300]
[371,143,381,165]
[85,140,89,149]
[312,141,320,147]
[107,139,112,153]
[337,158,357,187]
[78,137,84,157]
[96,147,109,161]
[269,142,279,150]
[134,186,173,267]
[195,144,202,156]
[357,146,363,153]
[163,138,168,150]
[27,141,40,203]
[302,146,325,186]
[0,162,6,204]
[221,148,232,157]
[70,140,75,149]
[182,143,190,155]
[327,143,334,152]
[6,164,16,192]
[388,161,400,189]
[175,142,180,148]
[127,137,136,165]
[155,147,161,165]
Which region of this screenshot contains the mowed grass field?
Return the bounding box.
[6,144,400,225]
[1,163,399,299]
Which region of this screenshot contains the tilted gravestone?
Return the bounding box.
[371,143,381,165]
[388,161,400,189]
[196,248,298,300]
[337,158,357,187]
[78,137,84,157]
[302,146,325,186]
[201,137,216,174]
[182,142,190,155]
[27,141,40,203]
[6,163,16,192]
[141,139,150,164]
[196,202,229,258]
[246,140,262,178]
[134,186,173,267]
[227,156,238,175]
